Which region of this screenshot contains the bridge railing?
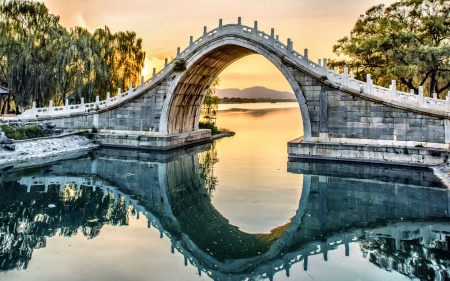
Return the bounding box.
[20,18,450,119]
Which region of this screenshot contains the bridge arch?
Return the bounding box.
[159,35,312,138]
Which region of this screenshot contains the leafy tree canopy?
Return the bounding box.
[0,0,145,108]
[330,0,450,98]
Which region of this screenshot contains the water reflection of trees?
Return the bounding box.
[0,181,133,272]
[361,233,450,280]
[198,141,219,196]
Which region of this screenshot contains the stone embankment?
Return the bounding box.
[0,134,98,170]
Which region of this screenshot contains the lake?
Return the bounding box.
[1,102,449,281]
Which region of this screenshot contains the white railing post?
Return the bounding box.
[322,58,328,77]
[253,21,258,38]
[270,28,275,46]
[152,68,156,80]
[366,74,371,94]
[129,82,133,93]
[390,80,397,101]
[65,98,69,113]
[218,19,223,35]
[95,96,100,107]
[203,26,207,41]
[286,38,291,57]
[189,36,193,51]
[176,47,180,58]
[433,92,437,99]
[106,92,110,106]
[343,66,349,87]
[418,86,424,106]
[117,89,121,102]
[164,58,168,72]
[410,89,415,95]
[237,17,242,32]
[48,100,53,114]
[303,49,309,67]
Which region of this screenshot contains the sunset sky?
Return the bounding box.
[41,0,396,92]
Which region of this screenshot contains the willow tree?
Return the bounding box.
[0,0,62,107]
[0,0,146,108]
[330,0,450,98]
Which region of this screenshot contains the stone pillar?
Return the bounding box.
[303,49,309,67]
[237,17,242,32]
[418,86,424,106]
[390,80,397,101]
[253,21,258,37]
[49,100,53,114]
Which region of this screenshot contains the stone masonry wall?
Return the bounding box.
[291,68,447,144]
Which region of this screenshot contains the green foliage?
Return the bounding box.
[330,0,450,98]
[201,78,221,117]
[198,121,228,135]
[173,58,187,72]
[0,124,45,140]
[0,0,145,107]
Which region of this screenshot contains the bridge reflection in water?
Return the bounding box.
[0,146,449,281]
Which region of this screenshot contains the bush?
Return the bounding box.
[173,59,187,72]
[0,124,45,140]
[199,121,228,135]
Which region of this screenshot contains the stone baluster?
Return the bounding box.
[366,74,372,94]
[433,92,437,99]
[48,100,53,114]
[270,28,275,46]
[410,89,415,95]
[164,58,168,71]
[418,86,424,106]
[176,47,180,58]
[141,76,144,89]
[203,26,207,41]
[286,38,291,57]
[303,48,309,68]
[390,80,397,101]
[65,98,69,113]
[152,68,156,80]
[237,17,242,32]
[276,35,279,41]
[343,66,348,86]
[322,58,328,77]
[253,21,258,38]
[351,73,355,79]
[218,19,223,35]
[106,92,110,106]
[318,59,321,66]
[129,82,133,94]
[334,67,338,73]
[117,88,121,102]
[189,36,193,51]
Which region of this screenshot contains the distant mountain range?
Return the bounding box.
[214,86,295,99]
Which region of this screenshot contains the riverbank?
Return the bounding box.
[0,134,98,170]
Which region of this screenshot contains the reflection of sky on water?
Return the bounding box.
[212,103,304,233]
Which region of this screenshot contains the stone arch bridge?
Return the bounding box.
[14,18,450,165]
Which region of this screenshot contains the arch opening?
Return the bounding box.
[162,41,311,138]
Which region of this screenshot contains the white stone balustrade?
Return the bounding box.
[20,18,450,118]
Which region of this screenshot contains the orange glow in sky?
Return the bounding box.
[42,0,396,92]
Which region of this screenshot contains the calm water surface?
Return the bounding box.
[1,102,449,281]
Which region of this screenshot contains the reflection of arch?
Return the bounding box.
[1,149,450,280]
[160,38,311,137]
